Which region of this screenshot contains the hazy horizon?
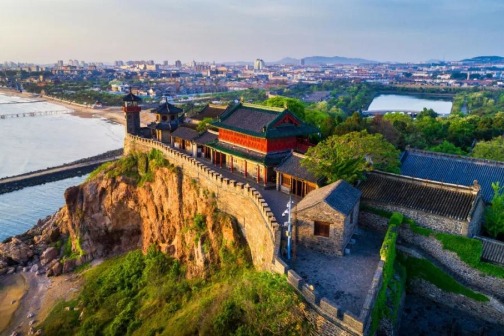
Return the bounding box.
[1,0,504,64]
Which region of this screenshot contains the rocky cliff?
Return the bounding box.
[0,157,247,278]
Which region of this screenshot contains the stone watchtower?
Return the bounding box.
[123,90,142,135]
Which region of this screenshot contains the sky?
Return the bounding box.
[1,0,504,64]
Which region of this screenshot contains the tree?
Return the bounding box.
[485,182,504,240]
[429,140,465,155]
[263,96,305,119]
[472,136,504,162]
[302,131,400,184]
[196,117,214,133]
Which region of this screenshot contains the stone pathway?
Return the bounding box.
[291,227,384,316]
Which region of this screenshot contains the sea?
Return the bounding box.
[0,93,124,241]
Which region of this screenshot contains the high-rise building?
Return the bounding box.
[115,60,124,66]
[163,60,169,66]
[57,60,64,67]
[175,60,182,68]
[254,58,265,70]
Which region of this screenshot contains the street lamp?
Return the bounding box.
[282,195,295,260]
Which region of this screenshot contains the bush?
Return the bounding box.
[397,253,488,302]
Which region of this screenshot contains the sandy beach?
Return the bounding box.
[0,271,83,336]
[0,87,155,126]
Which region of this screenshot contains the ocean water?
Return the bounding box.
[0,93,124,239]
[0,94,124,178]
[368,94,453,115]
[0,176,86,241]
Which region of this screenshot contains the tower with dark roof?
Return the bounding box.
[123,91,142,135]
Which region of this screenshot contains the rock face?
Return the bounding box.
[0,164,245,278]
[58,168,243,277]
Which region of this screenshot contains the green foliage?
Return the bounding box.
[87,149,172,185]
[397,253,489,302]
[263,96,306,119]
[41,249,310,336]
[429,140,465,155]
[196,117,215,133]
[472,136,504,162]
[434,232,504,278]
[484,182,504,239]
[404,218,432,237]
[370,212,402,334]
[302,130,400,184]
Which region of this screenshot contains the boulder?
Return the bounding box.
[0,238,34,264]
[30,264,39,273]
[62,259,76,273]
[40,247,58,266]
[48,261,62,277]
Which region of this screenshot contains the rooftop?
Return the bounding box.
[275,152,318,184]
[151,100,183,115]
[295,180,361,216]
[171,126,199,141]
[400,148,504,203]
[192,104,229,121]
[212,102,318,139]
[359,171,480,221]
[207,141,290,166]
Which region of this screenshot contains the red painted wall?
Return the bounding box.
[219,129,299,153]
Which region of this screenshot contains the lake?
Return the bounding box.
[0,93,124,239]
[368,94,453,115]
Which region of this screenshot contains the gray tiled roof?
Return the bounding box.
[401,149,504,203]
[296,180,361,216]
[359,171,479,221]
[194,131,218,145]
[171,127,199,141]
[151,101,183,115]
[219,106,280,133]
[275,153,318,183]
[192,104,228,121]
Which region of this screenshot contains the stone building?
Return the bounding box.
[294,180,361,256]
[358,171,484,237]
[123,91,142,135]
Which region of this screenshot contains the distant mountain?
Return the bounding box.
[461,56,504,63]
[272,56,377,65]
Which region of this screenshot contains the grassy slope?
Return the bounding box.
[40,249,310,336]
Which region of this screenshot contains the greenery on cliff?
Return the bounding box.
[42,247,309,336]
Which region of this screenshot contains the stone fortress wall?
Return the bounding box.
[125,134,382,336]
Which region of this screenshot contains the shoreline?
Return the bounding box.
[0,87,155,126]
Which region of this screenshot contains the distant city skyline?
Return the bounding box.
[1,0,504,64]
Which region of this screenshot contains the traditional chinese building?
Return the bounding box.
[207,102,318,186]
[275,152,320,197]
[148,98,184,142]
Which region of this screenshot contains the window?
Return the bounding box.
[281,174,291,187]
[314,221,330,237]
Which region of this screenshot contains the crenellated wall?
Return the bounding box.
[125,134,380,335]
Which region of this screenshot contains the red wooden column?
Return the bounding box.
[230,156,233,172]
[219,152,223,168]
[244,161,247,177]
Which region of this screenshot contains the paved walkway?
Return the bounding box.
[291,227,384,316]
[193,157,291,222]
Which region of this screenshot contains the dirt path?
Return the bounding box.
[1,272,83,336]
